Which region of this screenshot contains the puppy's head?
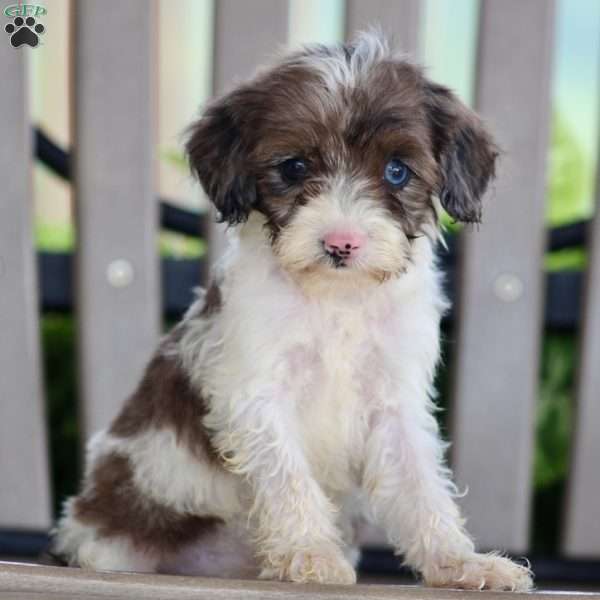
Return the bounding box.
[186,33,497,284]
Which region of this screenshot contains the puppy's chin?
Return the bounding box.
[279,262,400,297]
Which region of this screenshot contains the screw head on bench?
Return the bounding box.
[493,272,523,303]
[106,259,134,288]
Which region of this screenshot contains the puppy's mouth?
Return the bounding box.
[324,250,348,269]
[320,240,353,269]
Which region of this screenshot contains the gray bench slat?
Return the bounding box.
[207,0,291,263]
[0,37,51,529]
[73,0,160,437]
[345,0,420,55]
[451,0,555,552]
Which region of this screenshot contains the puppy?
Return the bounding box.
[53,33,533,590]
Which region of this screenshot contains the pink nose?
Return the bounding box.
[322,230,366,259]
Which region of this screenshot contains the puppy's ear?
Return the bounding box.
[425,83,498,223]
[185,93,257,225]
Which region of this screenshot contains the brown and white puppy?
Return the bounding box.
[53,33,532,590]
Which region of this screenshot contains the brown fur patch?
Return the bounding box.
[424,82,498,223]
[74,452,223,553]
[109,350,218,464]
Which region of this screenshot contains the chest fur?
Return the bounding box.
[203,240,444,492]
[284,304,388,492]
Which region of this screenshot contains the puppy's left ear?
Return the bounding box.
[425,83,499,223]
[185,92,257,225]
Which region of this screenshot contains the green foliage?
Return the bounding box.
[161,147,188,171]
[529,112,589,552]
[530,335,574,551]
[535,334,575,490]
[41,315,80,515]
[159,231,206,259]
[36,221,75,252]
[546,112,591,271]
[547,113,591,226]
[532,112,587,496]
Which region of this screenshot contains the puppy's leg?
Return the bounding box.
[209,393,356,585]
[363,408,532,591]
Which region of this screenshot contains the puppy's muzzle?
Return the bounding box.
[321,230,366,267]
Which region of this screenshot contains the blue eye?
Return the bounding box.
[384,159,411,188]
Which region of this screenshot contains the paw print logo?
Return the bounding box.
[5,16,45,48]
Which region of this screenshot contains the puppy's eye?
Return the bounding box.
[279,158,308,184]
[384,158,411,189]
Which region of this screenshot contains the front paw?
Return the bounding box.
[423,553,533,591]
[260,545,357,585]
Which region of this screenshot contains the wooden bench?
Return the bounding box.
[2,562,600,600]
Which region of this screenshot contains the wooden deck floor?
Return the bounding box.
[2,562,600,600]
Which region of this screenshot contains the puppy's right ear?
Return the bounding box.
[425,82,499,224]
[185,94,257,225]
